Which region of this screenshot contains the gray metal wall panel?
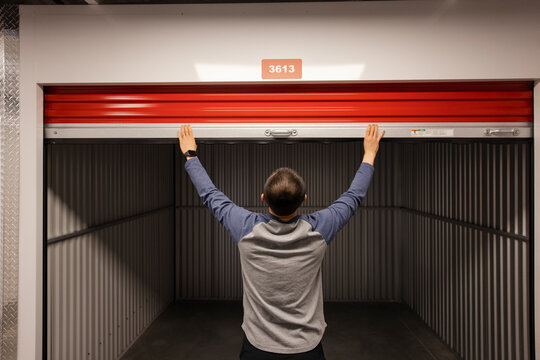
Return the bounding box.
[175,142,401,301]
[177,142,400,208]
[47,144,175,360]
[48,144,174,240]
[401,142,530,239]
[401,142,531,360]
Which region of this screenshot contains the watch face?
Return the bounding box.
[185,150,197,157]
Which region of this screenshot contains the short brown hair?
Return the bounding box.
[263,167,306,216]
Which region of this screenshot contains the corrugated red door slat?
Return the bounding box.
[44,82,533,124]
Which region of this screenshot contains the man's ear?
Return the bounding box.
[303,194,308,203]
[261,193,265,203]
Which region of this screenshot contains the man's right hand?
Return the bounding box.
[363,124,385,165]
[178,125,198,160]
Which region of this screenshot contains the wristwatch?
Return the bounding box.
[184,150,198,158]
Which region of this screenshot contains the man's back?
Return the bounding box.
[238,215,327,353]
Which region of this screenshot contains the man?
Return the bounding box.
[178,124,384,360]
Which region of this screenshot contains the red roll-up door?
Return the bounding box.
[44,81,533,139]
[44,82,533,124]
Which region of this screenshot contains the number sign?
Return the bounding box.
[262,59,302,79]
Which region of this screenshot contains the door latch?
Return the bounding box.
[484,129,520,136]
[264,129,298,138]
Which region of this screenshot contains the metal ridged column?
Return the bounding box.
[175,142,401,301]
[0,5,20,360]
[401,142,531,360]
[47,144,175,360]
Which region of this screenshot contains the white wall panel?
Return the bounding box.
[19,2,540,83]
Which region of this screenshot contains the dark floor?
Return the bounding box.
[121,301,459,360]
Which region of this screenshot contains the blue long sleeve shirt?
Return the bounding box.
[185,157,374,353]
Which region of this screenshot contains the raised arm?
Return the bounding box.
[304,124,385,244]
[178,125,258,243]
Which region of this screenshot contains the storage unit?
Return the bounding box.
[45,82,533,359]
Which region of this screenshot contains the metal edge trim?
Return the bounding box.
[44,122,533,139]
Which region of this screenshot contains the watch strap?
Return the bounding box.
[184,150,198,158]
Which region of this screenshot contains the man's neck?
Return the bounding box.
[269,209,298,222]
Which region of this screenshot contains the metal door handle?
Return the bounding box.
[484,129,520,136]
[264,129,298,137]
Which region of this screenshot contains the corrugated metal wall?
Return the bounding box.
[47,144,175,360]
[175,142,402,301]
[401,142,531,360]
[47,140,531,360]
[175,140,531,360]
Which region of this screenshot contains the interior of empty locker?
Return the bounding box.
[45,82,533,360]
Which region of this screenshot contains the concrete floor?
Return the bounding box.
[121,301,459,360]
